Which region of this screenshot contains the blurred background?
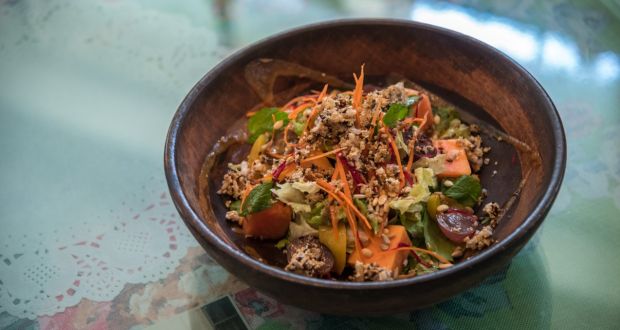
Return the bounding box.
[1,1,619,329]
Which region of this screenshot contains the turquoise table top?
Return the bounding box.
[1,0,619,329]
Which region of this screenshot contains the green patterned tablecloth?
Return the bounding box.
[1,0,619,329]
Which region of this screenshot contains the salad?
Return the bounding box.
[217,66,501,281]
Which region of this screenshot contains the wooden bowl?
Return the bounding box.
[164,19,565,315]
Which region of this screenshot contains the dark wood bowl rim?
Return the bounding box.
[164,18,566,290]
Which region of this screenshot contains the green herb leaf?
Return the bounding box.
[228,200,241,212]
[399,211,424,241]
[306,215,323,229]
[444,175,481,207]
[382,103,409,127]
[275,238,289,249]
[433,106,459,136]
[353,198,368,216]
[354,198,378,233]
[241,182,273,215]
[422,210,454,262]
[247,107,289,143]
[292,120,305,136]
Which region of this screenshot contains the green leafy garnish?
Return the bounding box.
[444,175,481,207]
[272,183,310,213]
[354,198,379,234]
[241,182,273,216]
[306,202,326,229]
[382,103,409,127]
[353,198,368,215]
[414,253,438,274]
[275,238,289,249]
[433,106,459,135]
[228,200,241,212]
[399,211,424,242]
[247,107,289,143]
[422,210,454,262]
[292,120,305,136]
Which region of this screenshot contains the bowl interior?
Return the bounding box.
[169,20,561,282]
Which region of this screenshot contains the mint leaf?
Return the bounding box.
[241,182,273,215]
[382,103,409,127]
[444,175,481,207]
[247,108,289,143]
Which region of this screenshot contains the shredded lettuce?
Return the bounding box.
[413,154,446,175]
[291,181,320,194]
[399,204,424,238]
[389,184,429,214]
[414,167,437,189]
[388,168,435,216]
[289,216,318,240]
[272,183,311,213]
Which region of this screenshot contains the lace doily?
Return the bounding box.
[0,189,198,319]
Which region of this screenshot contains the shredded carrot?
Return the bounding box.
[402,117,424,127]
[335,157,352,199]
[301,106,321,134]
[392,246,451,265]
[368,109,384,144]
[344,206,362,255]
[406,137,416,172]
[300,148,345,165]
[245,102,266,117]
[324,164,339,205]
[404,88,420,96]
[315,180,371,230]
[331,163,340,180]
[287,102,314,120]
[317,84,329,102]
[405,113,431,172]
[335,157,368,234]
[383,127,406,189]
[277,163,297,181]
[264,149,286,159]
[281,94,317,111]
[352,64,365,127]
[370,102,382,127]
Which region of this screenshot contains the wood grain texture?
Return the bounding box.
[164,19,566,315]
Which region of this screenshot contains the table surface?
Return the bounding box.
[1,0,619,329]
